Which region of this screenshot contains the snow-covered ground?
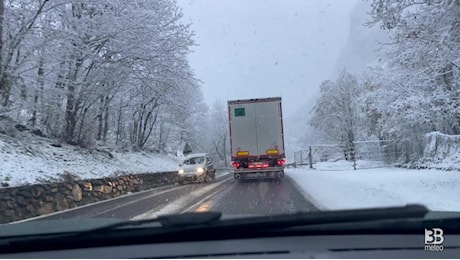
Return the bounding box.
[287,161,460,211]
[0,132,181,187]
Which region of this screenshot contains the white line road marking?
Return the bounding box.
[88,186,187,217]
[182,188,223,213]
[131,177,232,220]
[216,171,232,178]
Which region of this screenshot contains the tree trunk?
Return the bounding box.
[0,0,6,107]
[102,96,110,143]
[32,51,45,128]
[96,96,103,141]
[0,0,3,67]
[64,43,84,142]
[223,135,228,167]
[64,77,77,142]
[77,107,88,146]
[116,106,123,146]
[65,92,76,140]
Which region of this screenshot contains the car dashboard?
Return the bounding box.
[2,234,459,258]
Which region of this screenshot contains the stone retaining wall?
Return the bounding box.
[0,172,178,224]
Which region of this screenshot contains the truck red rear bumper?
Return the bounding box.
[233,168,284,180]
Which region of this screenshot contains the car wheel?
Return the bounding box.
[206,174,214,183]
[199,174,205,183]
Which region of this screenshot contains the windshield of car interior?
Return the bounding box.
[184,157,205,165]
[0,0,458,239]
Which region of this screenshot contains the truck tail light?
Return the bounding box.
[248,162,269,168]
[232,162,240,169]
[277,159,286,166]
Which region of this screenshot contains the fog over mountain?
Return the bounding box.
[285,0,389,154]
[333,1,388,76]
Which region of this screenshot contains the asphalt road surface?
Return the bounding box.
[26,170,318,222]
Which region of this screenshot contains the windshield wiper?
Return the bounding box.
[2,205,431,253]
[228,204,429,229]
[84,211,222,233]
[72,204,427,235]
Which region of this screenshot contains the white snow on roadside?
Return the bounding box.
[0,133,181,187]
[287,163,460,211]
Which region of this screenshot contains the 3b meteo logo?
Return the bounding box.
[425,228,444,252]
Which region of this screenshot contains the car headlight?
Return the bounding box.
[178,169,184,174]
[196,167,204,174]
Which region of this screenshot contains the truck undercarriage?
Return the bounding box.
[232,157,285,180]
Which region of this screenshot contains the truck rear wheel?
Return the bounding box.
[272,171,284,182]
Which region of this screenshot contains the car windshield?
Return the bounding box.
[184,157,205,165]
[0,0,458,241]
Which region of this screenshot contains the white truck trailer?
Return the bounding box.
[227,97,286,180]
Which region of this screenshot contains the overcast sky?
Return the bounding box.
[177,0,360,116]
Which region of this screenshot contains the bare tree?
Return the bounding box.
[310,70,362,161]
[0,0,204,155]
[208,100,230,167]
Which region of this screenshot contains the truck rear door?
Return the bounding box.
[254,100,284,156]
[229,98,284,158]
[229,103,258,156]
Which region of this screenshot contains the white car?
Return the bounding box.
[177,153,216,184]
